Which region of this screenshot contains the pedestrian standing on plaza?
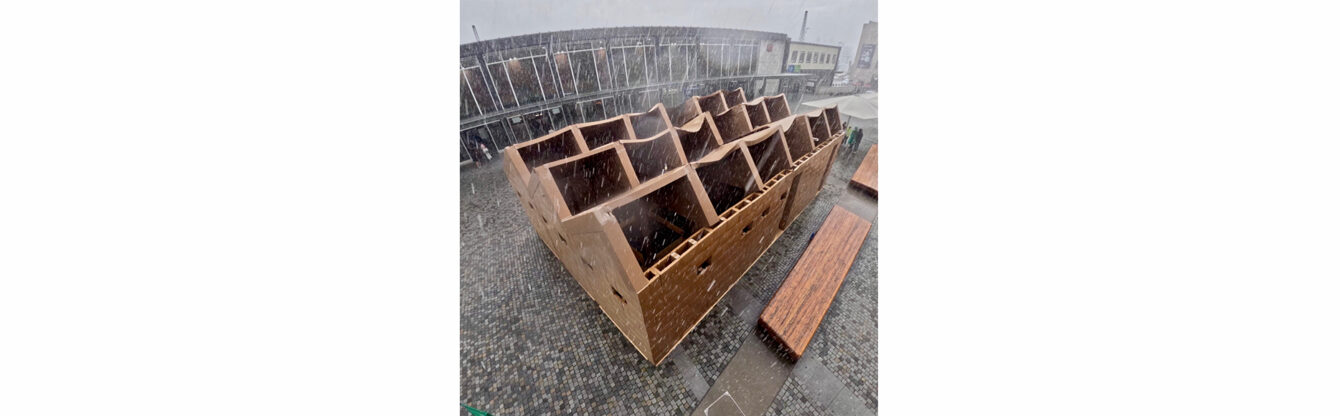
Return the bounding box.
[846,125,857,153]
[852,127,865,155]
[467,131,491,168]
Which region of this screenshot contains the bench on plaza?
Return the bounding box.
[758,205,872,360]
[849,144,878,197]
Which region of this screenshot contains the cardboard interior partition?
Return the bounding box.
[744,101,772,128]
[714,104,755,144]
[629,103,674,139]
[723,87,748,108]
[622,130,688,183]
[763,94,791,121]
[676,112,724,162]
[696,90,729,116]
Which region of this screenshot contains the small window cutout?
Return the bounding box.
[697,259,711,275]
[761,207,770,217]
[673,242,692,256]
[611,287,628,304]
[742,222,753,234]
[581,257,594,270]
[558,233,568,244]
[653,255,675,273]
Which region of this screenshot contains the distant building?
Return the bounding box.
[459,26,813,164]
[848,21,878,88]
[784,41,842,91]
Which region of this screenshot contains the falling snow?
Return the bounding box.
[458,16,879,414]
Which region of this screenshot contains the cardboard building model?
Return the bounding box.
[502,88,845,365]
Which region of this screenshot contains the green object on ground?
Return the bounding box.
[461,404,491,416]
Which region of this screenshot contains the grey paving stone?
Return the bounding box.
[724,285,765,323]
[670,350,711,400]
[702,391,748,416]
[764,378,831,416]
[793,355,845,407]
[690,330,794,415]
[826,387,877,416]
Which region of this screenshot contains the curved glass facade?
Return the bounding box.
[460,27,811,163]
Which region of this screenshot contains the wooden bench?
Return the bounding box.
[758,206,872,359]
[849,144,878,197]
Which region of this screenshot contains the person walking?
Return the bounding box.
[843,127,862,158]
[852,127,865,155]
[839,122,851,150]
[844,125,857,155]
[845,125,856,150]
[466,131,493,168]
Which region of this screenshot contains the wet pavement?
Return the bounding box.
[460,114,878,415]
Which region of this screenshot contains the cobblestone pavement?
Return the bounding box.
[764,378,829,416]
[460,119,878,415]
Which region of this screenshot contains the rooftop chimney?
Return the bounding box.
[799,11,808,41]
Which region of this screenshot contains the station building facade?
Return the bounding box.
[460,26,813,163]
[784,41,842,89]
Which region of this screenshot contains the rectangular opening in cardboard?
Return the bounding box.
[629,108,669,139]
[745,102,771,128]
[677,122,720,162]
[694,146,759,215]
[808,113,831,140]
[764,96,790,120]
[547,147,634,215]
[783,117,816,161]
[715,106,754,144]
[578,118,632,149]
[516,129,584,172]
[698,93,727,116]
[747,131,792,183]
[668,102,699,126]
[611,175,712,270]
[824,107,842,137]
[724,88,747,108]
[622,131,684,183]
